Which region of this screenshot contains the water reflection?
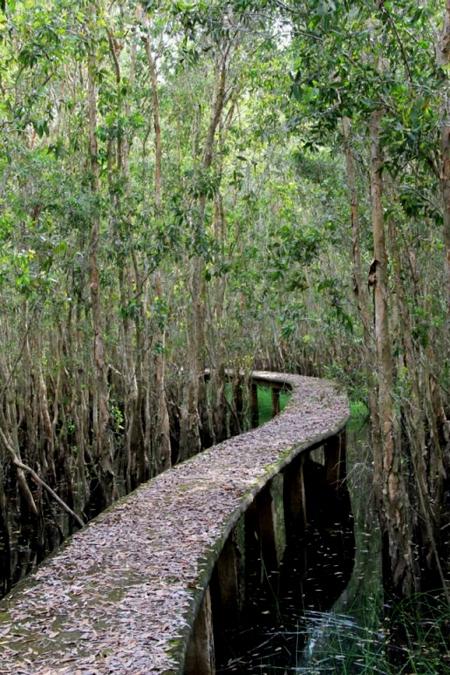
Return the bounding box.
[0,480,123,598]
[0,488,71,597]
[297,424,384,674]
[0,384,291,599]
[215,424,383,674]
[215,452,356,673]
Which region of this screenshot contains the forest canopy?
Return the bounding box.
[0,0,449,607]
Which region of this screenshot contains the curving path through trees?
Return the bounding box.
[0,372,348,674]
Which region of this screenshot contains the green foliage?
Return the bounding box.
[0,0,448,666]
[257,385,290,425]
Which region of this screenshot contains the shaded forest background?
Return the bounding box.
[0,0,449,603]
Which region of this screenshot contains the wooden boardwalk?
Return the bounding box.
[0,372,348,674]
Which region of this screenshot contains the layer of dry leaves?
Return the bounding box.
[0,372,348,674]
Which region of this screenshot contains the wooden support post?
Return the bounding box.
[185,587,215,675]
[324,430,347,490]
[235,377,244,422]
[283,453,308,533]
[215,528,245,621]
[271,387,281,416]
[250,382,259,427]
[255,475,286,571]
[229,376,245,436]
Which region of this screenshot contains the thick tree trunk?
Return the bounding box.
[369,110,416,597]
[341,117,381,463]
[387,214,449,596]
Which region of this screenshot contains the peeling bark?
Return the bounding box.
[142,12,172,474]
[87,9,115,505]
[369,109,416,596]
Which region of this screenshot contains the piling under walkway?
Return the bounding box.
[0,372,348,674]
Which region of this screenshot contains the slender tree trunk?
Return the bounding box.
[179,51,229,460]
[87,17,115,506]
[106,27,143,489]
[438,1,450,322]
[142,14,172,473]
[440,101,450,322]
[208,192,228,443]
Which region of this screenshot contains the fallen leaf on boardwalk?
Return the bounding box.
[0,374,347,675]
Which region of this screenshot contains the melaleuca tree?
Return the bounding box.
[1,0,448,609]
[276,0,449,599]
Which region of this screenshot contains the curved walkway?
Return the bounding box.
[0,372,348,674]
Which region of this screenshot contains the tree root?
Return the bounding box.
[0,426,85,528]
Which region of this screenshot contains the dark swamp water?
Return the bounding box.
[214,421,386,675]
[0,384,290,598]
[1,392,448,673]
[214,418,450,674]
